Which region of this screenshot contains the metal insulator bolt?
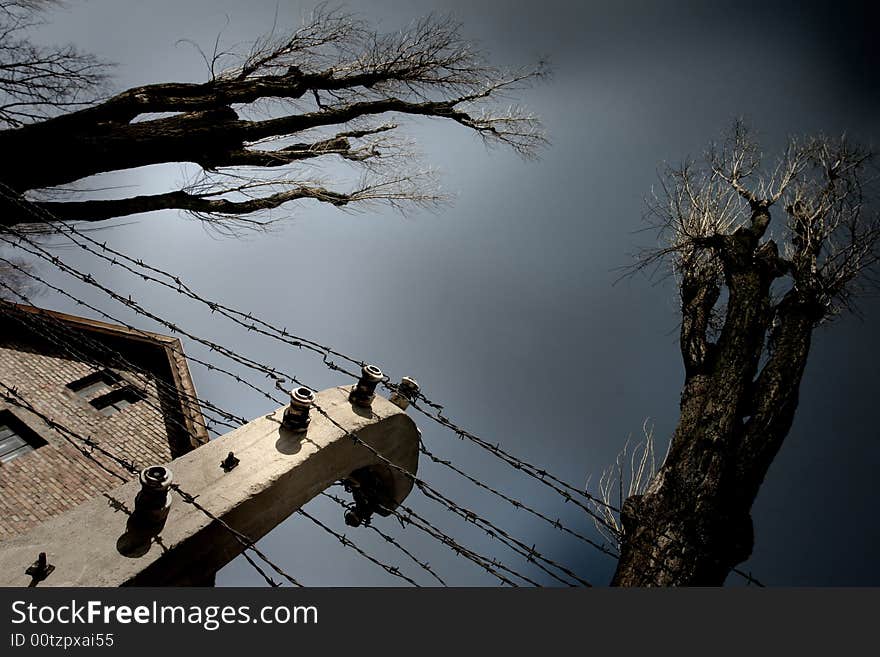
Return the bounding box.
[282,386,315,432]
[389,376,420,410]
[132,465,173,527]
[349,364,384,408]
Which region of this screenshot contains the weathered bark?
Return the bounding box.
[612,207,821,586]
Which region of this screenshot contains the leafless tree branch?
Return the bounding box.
[0,5,547,229]
[0,0,111,128]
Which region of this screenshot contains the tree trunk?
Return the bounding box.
[612,227,820,585]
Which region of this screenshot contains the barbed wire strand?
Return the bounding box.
[353,491,523,587]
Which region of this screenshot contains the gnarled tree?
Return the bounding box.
[0,3,545,230]
[612,123,880,585]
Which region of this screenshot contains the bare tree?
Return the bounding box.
[612,122,880,585]
[0,4,545,231]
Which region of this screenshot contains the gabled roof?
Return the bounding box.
[1,302,209,448]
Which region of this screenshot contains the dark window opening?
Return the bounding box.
[90,387,143,416]
[0,411,46,463]
[67,370,121,398]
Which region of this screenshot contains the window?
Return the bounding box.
[67,370,120,398]
[0,411,46,463]
[90,387,143,416]
[68,370,143,417]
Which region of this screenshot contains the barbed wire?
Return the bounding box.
[0,321,527,588]
[409,396,768,585]
[168,484,302,587]
[413,408,764,584]
[0,197,633,516]
[320,491,447,586]
[1,245,588,585]
[405,393,620,514]
[296,508,420,586]
[360,493,524,587]
[0,189,766,586]
[417,439,618,559]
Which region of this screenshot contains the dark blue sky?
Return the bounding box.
[10,0,879,585]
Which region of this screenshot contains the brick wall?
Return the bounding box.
[0,334,185,542]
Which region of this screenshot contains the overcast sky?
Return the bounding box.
[10,0,879,585]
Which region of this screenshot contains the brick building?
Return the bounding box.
[0,303,208,542]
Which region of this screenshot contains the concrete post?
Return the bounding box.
[0,385,419,586]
